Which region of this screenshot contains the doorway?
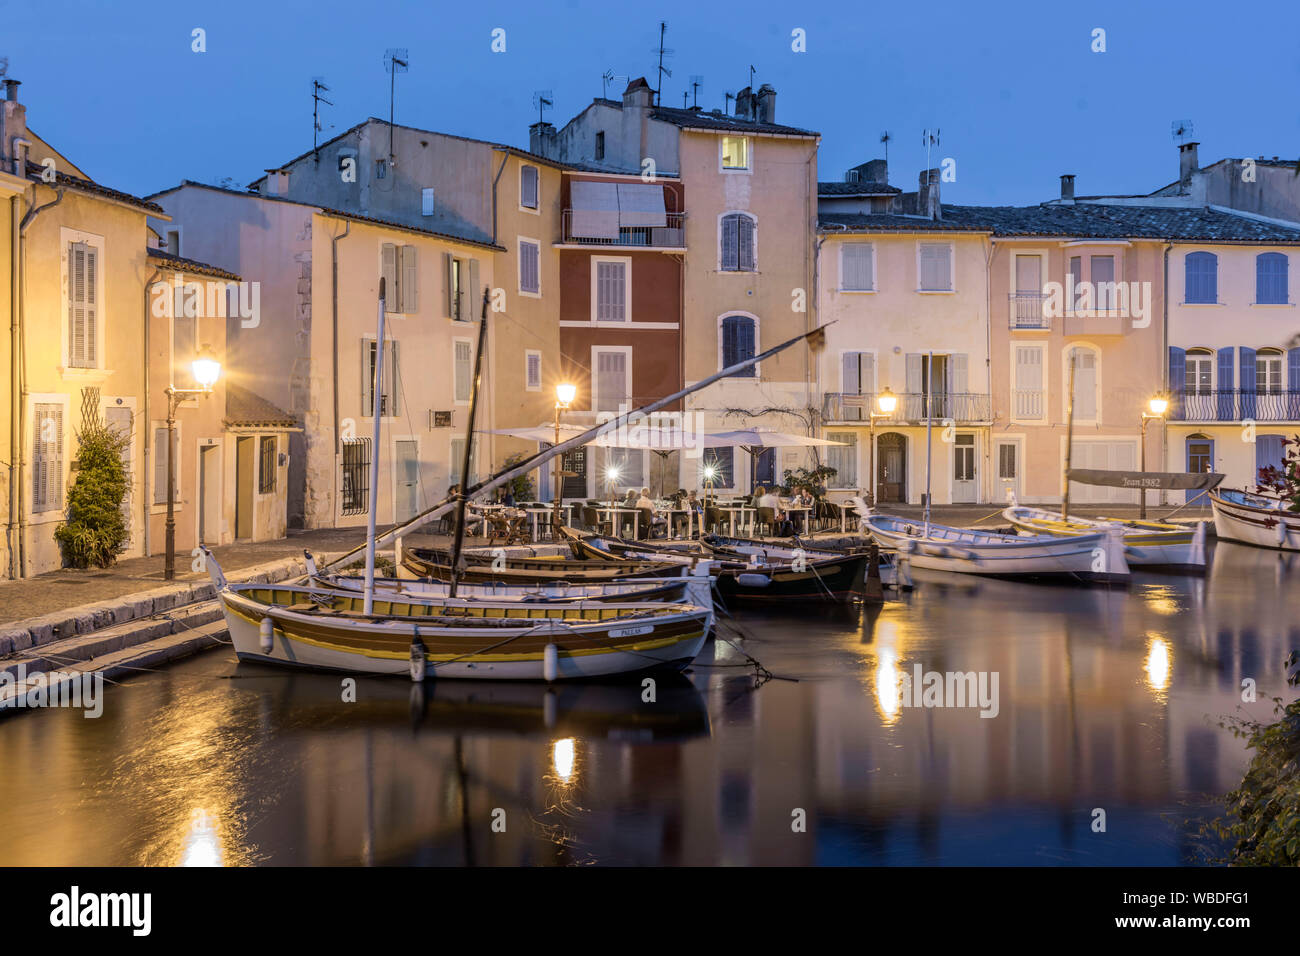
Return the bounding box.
[952,433,977,503]
[235,437,254,540]
[1186,435,1214,506]
[198,444,221,545]
[877,433,907,504]
[561,447,587,499]
[395,440,420,522]
[753,448,775,491]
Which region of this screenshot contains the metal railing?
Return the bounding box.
[1009,293,1050,329]
[822,391,992,424]
[561,210,687,247]
[1173,389,1300,422]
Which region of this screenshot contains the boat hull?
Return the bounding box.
[1002,506,1207,570]
[219,587,712,680]
[865,515,1128,583]
[713,553,869,605]
[1210,490,1300,551]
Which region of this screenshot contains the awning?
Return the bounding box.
[570,182,620,239]
[1066,469,1225,491]
[616,183,667,227]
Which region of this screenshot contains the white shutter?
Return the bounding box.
[454,340,472,402]
[1070,349,1097,420]
[919,243,950,291]
[905,354,923,394]
[526,352,541,389]
[842,352,861,393]
[842,243,873,290]
[387,340,401,416]
[596,261,625,321]
[596,351,627,412]
[467,259,480,317]
[1015,346,1043,419]
[401,245,418,313]
[952,353,968,394]
[421,188,435,216]
[381,244,398,312]
[521,166,539,208]
[69,242,98,368]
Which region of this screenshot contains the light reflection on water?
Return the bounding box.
[0,541,1296,866]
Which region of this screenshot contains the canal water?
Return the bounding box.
[1,540,1296,866]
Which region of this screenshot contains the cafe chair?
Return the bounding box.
[754,506,776,537]
[581,506,613,536]
[704,505,726,535]
[817,500,842,532]
[637,506,655,539]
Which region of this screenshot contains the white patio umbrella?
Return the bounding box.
[695,427,846,495]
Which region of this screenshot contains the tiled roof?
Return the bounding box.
[649,105,818,138]
[224,384,297,429]
[822,204,1300,241]
[818,181,902,196]
[26,162,164,214]
[147,247,240,281]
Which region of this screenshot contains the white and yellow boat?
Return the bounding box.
[1002,504,1207,571]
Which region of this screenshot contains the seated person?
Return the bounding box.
[754,485,792,536]
[635,487,668,538]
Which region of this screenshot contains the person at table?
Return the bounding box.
[494,485,515,507]
[755,485,793,537]
[636,487,667,538]
[789,487,814,533]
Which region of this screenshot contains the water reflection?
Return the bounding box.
[0,541,1296,865]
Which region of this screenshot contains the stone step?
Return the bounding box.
[0,599,224,681]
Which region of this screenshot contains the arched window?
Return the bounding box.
[1256,252,1289,304]
[1185,252,1218,304]
[720,213,755,272]
[720,314,757,377]
[1256,347,1285,394]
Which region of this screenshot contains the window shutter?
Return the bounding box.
[738,216,755,271]
[1071,350,1097,420]
[1186,253,1217,304]
[443,253,455,318]
[454,340,472,402]
[387,340,401,417]
[521,166,539,208]
[842,351,861,393]
[1167,346,1186,418]
[401,246,418,313]
[1216,348,1235,419]
[362,339,374,413]
[919,243,950,290]
[1238,347,1257,418]
[381,243,397,312]
[1256,253,1288,304]
[1289,348,1300,419]
[467,259,480,318]
[905,354,922,395]
[69,241,98,368]
[720,216,737,270]
[952,353,968,395]
[843,244,873,290]
[153,426,169,504]
[526,352,541,389]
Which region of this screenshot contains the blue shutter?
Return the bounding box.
[1216,347,1235,420]
[1239,347,1257,419]
[1168,346,1185,419]
[722,317,737,369]
[1186,252,1217,304]
[1289,347,1300,418]
[1256,253,1288,305]
[724,316,756,378]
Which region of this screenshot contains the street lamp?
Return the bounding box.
[1139,393,1168,519]
[868,387,897,506]
[165,346,221,580]
[552,382,576,537]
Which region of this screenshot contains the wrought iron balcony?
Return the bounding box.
[561,210,687,247]
[823,391,992,424]
[1172,389,1300,422]
[1009,293,1050,329]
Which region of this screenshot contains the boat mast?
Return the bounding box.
[363,279,387,616]
[1063,351,1076,521]
[924,351,933,537]
[447,288,491,598]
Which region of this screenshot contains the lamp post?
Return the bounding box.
[164,346,221,580]
[1139,394,1169,519]
[869,387,898,506]
[552,382,576,536]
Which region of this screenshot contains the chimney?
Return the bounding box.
[864,159,887,184]
[622,77,653,110]
[4,79,19,102]
[918,168,941,220]
[1060,174,1075,201]
[1179,141,1199,185]
[264,168,291,196]
[529,121,557,159]
[1,78,29,177]
[735,86,754,121]
[755,84,776,124]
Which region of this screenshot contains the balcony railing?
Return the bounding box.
[823,392,992,424]
[1173,389,1300,422]
[1009,293,1050,329]
[561,210,686,247]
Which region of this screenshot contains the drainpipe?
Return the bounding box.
[7,195,19,577]
[15,185,64,578]
[813,223,846,441]
[331,220,350,521]
[143,266,162,556]
[1161,241,1170,507]
[487,151,509,472]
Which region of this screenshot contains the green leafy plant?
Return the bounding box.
[503,453,536,502]
[54,421,130,568]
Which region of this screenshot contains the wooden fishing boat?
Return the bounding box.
[205,553,712,680]
[1210,489,1300,551]
[1002,504,1208,570]
[863,513,1129,583]
[713,551,869,605]
[304,552,714,609]
[559,527,712,563]
[401,546,690,584]
[705,534,912,590]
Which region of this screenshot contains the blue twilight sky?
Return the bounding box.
[5,0,1297,205]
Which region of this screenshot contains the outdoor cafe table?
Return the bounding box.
[523,504,573,543]
[656,504,700,539]
[596,506,641,539]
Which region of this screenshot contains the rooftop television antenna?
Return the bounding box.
[383,48,409,164]
[880,130,892,163]
[689,75,703,108]
[652,21,673,106]
[601,70,626,100]
[725,91,735,113]
[749,65,756,90]
[311,77,334,152]
[532,90,553,125]
[1171,120,1194,144]
[922,127,940,171]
